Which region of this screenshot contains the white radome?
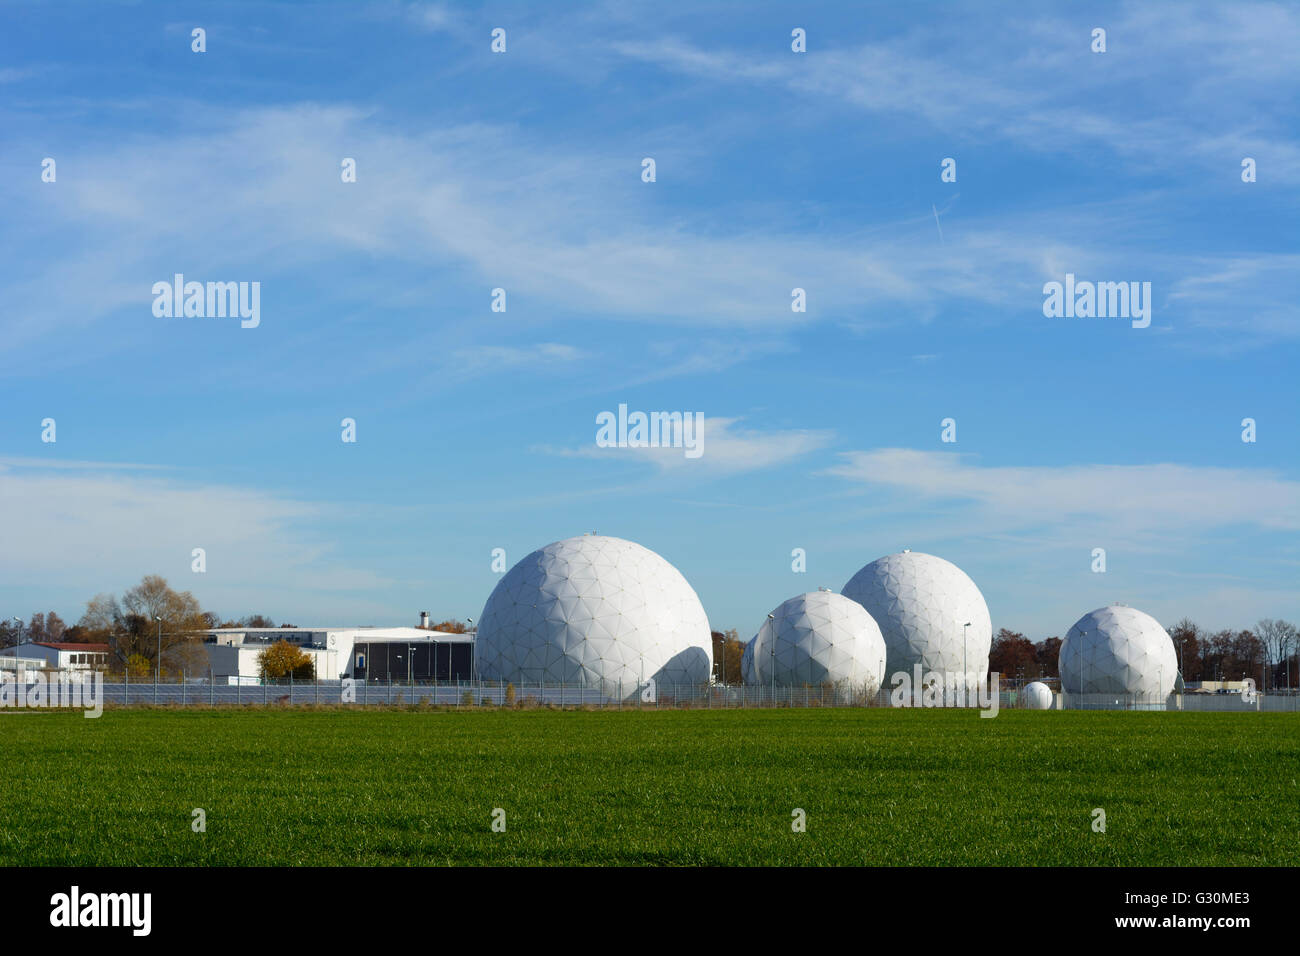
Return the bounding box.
[1058,605,1177,706]
[841,551,993,686]
[476,534,713,698]
[746,591,886,697]
[739,637,756,685]
[1022,681,1054,710]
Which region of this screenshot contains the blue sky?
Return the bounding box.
[1,0,1296,640]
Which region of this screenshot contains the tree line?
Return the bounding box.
[989,618,1299,689]
[3,574,474,678]
[8,579,1296,690]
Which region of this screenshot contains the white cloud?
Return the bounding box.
[0,104,1108,357]
[0,459,390,602]
[824,449,1300,533]
[612,4,1300,178]
[407,3,458,32]
[4,86,1293,373]
[539,417,833,476]
[442,342,588,380]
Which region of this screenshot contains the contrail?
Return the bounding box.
[932,203,944,244]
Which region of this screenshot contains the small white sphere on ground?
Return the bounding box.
[1022,680,1054,710]
[745,591,887,698]
[1058,605,1177,707]
[841,551,992,686]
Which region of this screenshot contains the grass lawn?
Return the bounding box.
[2,707,1297,865]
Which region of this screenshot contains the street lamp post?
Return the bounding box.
[10,618,21,684]
[962,622,971,706]
[155,616,162,684]
[466,618,475,685]
[768,613,776,705]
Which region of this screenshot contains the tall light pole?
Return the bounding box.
[155,616,162,683]
[466,618,475,684]
[1177,637,1185,701]
[962,622,971,705]
[10,618,21,683]
[768,613,776,704]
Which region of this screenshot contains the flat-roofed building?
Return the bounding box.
[1,642,112,670]
[198,618,474,682]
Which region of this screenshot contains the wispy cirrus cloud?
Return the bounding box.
[538,417,833,476]
[0,458,389,597]
[612,3,1300,180]
[824,448,1300,533]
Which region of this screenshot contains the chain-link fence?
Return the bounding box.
[56,675,1300,711]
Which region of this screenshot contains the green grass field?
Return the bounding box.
[3,707,1297,865]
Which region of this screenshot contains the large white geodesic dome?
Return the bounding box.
[746,591,886,696]
[1058,605,1177,707]
[476,534,713,698]
[1022,681,1054,710]
[841,551,992,686]
[740,637,756,685]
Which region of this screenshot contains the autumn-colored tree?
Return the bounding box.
[1199,628,1266,685]
[711,629,746,683]
[166,638,212,678]
[124,654,152,678]
[25,611,68,644]
[989,628,1038,678]
[257,640,316,681]
[431,619,469,633]
[1034,637,1062,678]
[77,575,210,668]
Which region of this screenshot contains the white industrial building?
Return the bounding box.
[1,642,113,670]
[200,618,475,683]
